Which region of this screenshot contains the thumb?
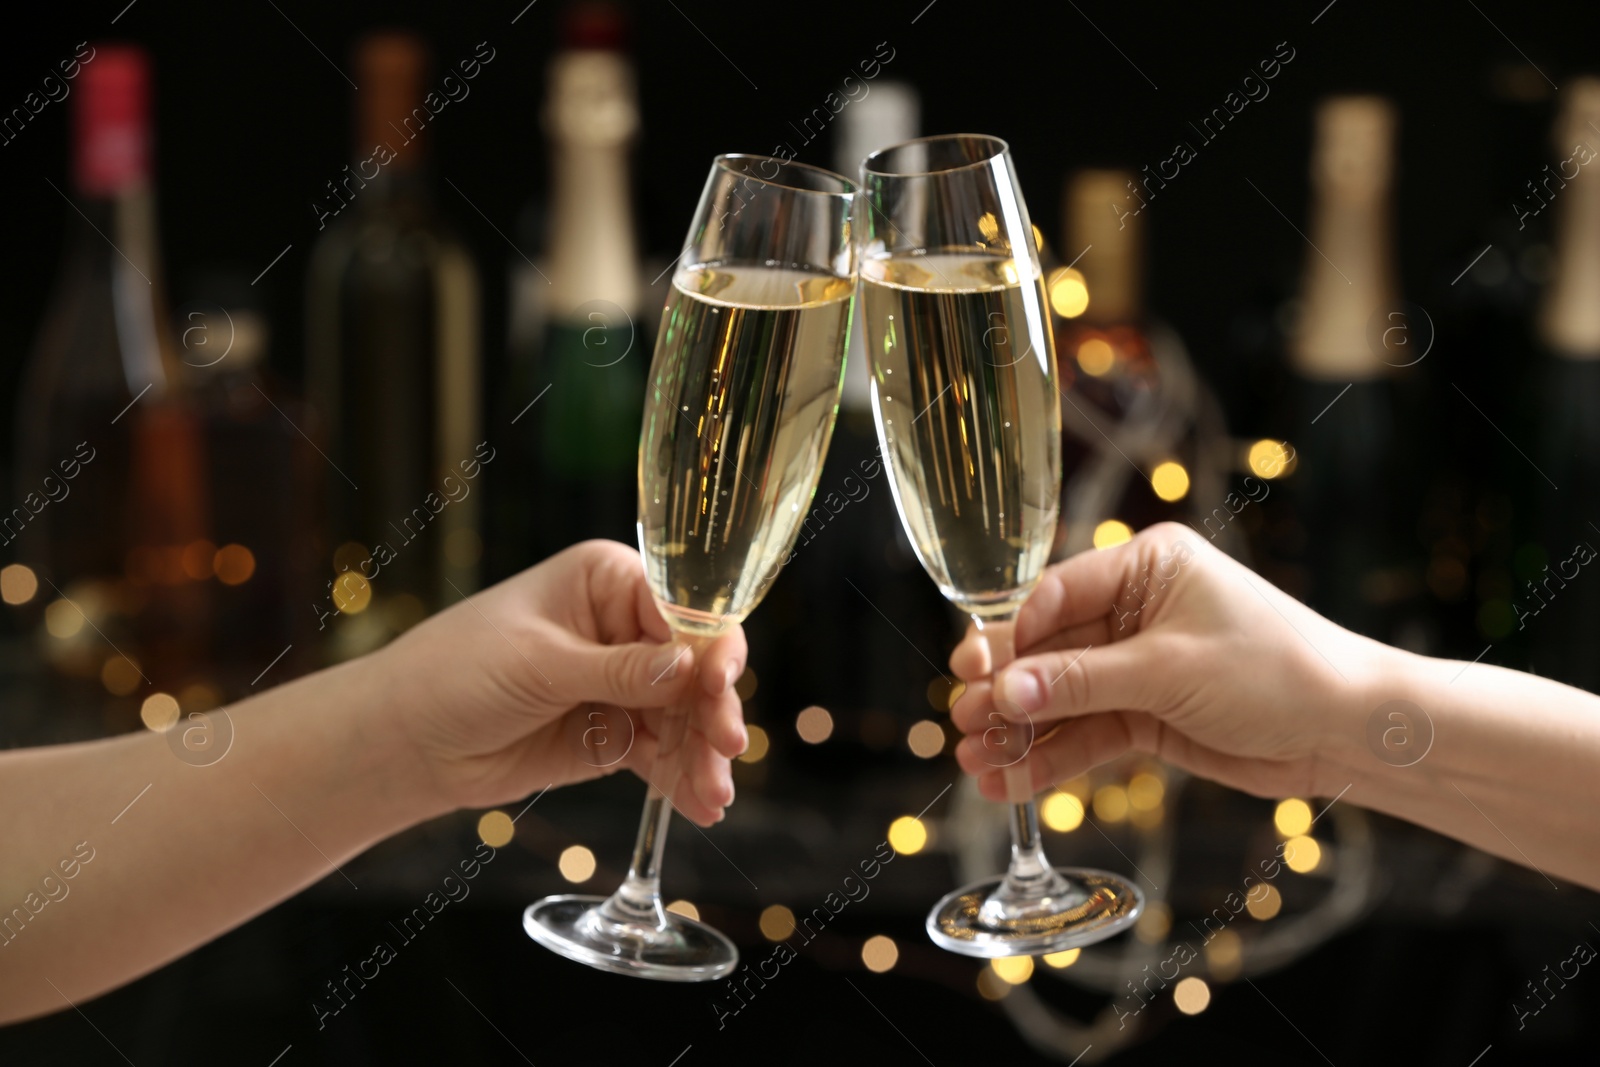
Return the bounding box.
[992,637,1170,724]
[556,637,696,709]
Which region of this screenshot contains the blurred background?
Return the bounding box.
[3,0,1600,1062]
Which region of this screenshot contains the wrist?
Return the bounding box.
[320,649,456,827]
[1313,634,1441,803]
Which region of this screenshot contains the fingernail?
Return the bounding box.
[722,660,740,694]
[738,723,750,754]
[1001,670,1046,713]
[650,644,687,683]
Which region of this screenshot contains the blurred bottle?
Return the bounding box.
[14,44,209,693]
[835,82,918,426]
[179,270,322,694]
[306,31,482,659]
[1052,170,1222,558]
[1280,96,1412,639]
[504,2,642,567]
[1528,78,1600,690]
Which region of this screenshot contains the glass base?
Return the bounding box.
[926,868,1143,958]
[524,894,739,982]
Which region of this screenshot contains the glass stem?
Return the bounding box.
[977,612,1074,924]
[596,637,704,930]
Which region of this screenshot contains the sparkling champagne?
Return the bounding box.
[862,253,1060,616]
[639,265,853,636]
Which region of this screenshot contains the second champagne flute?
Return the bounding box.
[525,155,857,980]
[858,134,1144,958]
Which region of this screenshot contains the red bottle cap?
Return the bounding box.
[73,44,151,197]
[562,1,630,52]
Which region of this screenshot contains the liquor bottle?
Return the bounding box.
[1528,77,1600,690]
[14,44,208,692]
[511,2,642,564]
[1281,96,1409,640]
[306,32,482,657]
[1052,169,1221,558]
[180,270,322,694]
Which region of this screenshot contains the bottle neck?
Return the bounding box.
[72,183,177,397]
[547,137,637,318]
[1291,190,1396,380]
[1540,165,1600,359]
[1080,241,1141,326]
[1064,171,1143,327]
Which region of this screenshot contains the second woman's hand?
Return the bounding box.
[948,524,1392,803]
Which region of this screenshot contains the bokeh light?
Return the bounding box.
[1093,520,1133,550]
[1077,337,1115,376]
[1246,884,1283,921]
[888,815,927,855]
[907,720,945,758]
[477,810,514,848]
[1150,461,1191,502]
[558,845,596,883]
[1,564,38,605]
[861,935,899,973]
[1041,792,1085,832]
[759,904,796,941]
[214,544,256,586]
[1093,784,1129,823]
[1284,834,1323,873]
[1274,798,1313,837]
[1047,267,1089,318]
[795,705,833,744]
[139,692,180,732]
[1174,976,1212,1014]
[991,956,1034,984]
[737,724,770,764]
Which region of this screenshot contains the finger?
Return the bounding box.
[633,568,673,644]
[992,637,1176,724]
[557,636,698,709]
[967,711,1312,802]
[686,730,735,811]
[1014,537,1155,650]
[950,622,988,680]
[692,687,748,760]
[949,678,994,734]
[950,617,1111,682]
[957,711,1136,794]
[672,739,731,826]
[697,627,750,697]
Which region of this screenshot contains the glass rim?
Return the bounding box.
[861,133,1011,178]
[713,153,857,199]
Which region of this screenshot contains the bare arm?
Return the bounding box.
[0,541,748,1022]
[948,523,1600,892]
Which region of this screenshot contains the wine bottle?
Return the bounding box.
[1282,96,1409,639]
[1053,168,1227,560]
[1528,77,1600,690]
[180,270,321,694]
[306,32,482,656]
[14,44,208,691]
[517,4,643,563]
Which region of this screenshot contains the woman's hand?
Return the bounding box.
[949,523,1391,802]
[375,540,748,825]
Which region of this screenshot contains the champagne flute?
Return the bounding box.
[858,134,1143,957]
[524,154,858,980]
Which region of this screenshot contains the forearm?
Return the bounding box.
[0,654,444,1022]
[1327,646,1600,891]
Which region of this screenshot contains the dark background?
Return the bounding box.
[4,0,1600,1064]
